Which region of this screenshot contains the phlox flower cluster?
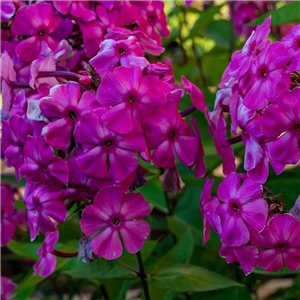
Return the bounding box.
[1,0,205,279]
[201,16,300,274]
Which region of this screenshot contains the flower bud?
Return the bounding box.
[77,236,98,263]
[159,166,185,194]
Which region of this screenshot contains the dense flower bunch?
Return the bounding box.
[201,16,300,274]
[1,0,205,278]
[1,1,300,290]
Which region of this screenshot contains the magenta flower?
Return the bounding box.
[1,276,16,300]
[0,52,17,117]
[97,66,166,134]
[90,36,148,77]
[53,1,96,22]
[228,16,271,79]
[80,187,151,260]
[181,76,206,112]
[74,108,145,182]
[63,156,103,202]
[211,113,236,175]
[24,183,66,241]
[290,195,300,221]
[20,137,68,187]
[190,117,206,178]
[40,82,98,150]
[244,42,290,110]
[281,24,300,71]
[199,178,221,245]
[33,230,59,277]
[216,173,267,247]
[219,244,259,276]
[0,1,15,22]
[144,100,198,169]
[251,214,300,271]
[11,2,63,62]
[1,185,16,246]
[1,115,32,180]
[262,88,300,165]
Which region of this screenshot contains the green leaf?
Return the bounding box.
[202,19,231,49]
[188,4,225,39]
[191,287,252,300]
[152,229,194,272]
[167,216,202,247]
[150,264,242,292]
[7,240,41,261]
[249,1,300,26]
[14,271,45,300]
[253,267,300,276]
[139,178,169,213]
[62,241,157,279]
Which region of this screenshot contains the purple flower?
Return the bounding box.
[181,76,206,112]
[219,244,259,276]
[0,52,17,117]
[40,82,98,150]
[262,88,300,165]
[24,183,66,241]
[1,276,16,300]
[244,42,290,110]
[228,16,271,79]
[80,187,150,260]
[63,156,103,202]
[0,1,15,22]
[29,41,73,89]
[53,1,96,22]
[190,117,206,178]
[20,137,69,186]
[211,113,236,175]
[90,36,148,77]
[97,66,166,134]
[11,2,63,62]
[144,100,198,169]
[251,214,300,271]
[74,108,145,182]
[216,173,267,247]
[1,115,32,180]
[281,24,300,71]
[290,195,300,221]
[33,230,59,277]
[199,177,221,245]
[1,185,16,246]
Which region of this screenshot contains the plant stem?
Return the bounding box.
[227,135,242,145]
[52,250,78,258]
[38,71,81,81]
[136,251,150,300]
[100,285,109,300]
[117,261,139,275]
[180,104,196,117]
[9,81,31,89]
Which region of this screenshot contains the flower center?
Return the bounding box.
[232,203,239,212]
[68,111,76,120]
[38,29,45,36]
[260,68,268,78]
[118,47,126,55]
[169,130,175,139]
[148,14,155,22]
[294,123,300,131]
[105,140,113,147]
[112,217,120,225]
[128,94,135,104]
[277,243,286,249]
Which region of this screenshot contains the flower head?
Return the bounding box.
[80,187,151,260]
